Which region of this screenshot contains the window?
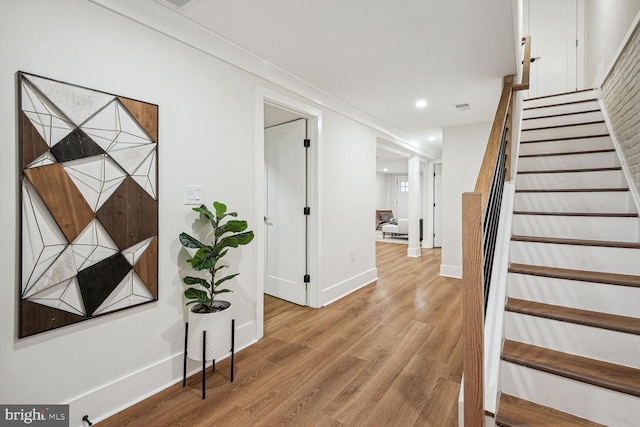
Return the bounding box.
[400,181,409,192]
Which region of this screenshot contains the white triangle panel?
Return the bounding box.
[109,143,156,176]
[81,99,119,151]
[25,75,115,126]
[72,220,119,271]
[22,181,68,293]
[26,152,57,169]
[64,155,127,212]
[122,237,154,266]
[28,279,70,301]
[132,272,153,299]
[115,101,153,143]
[21,81,74,146]
[60,278,86,316]
[25,246,78,298]
[131,150,157,199]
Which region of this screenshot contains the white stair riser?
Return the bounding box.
[514,191,635,213]
[521,122,609,142]
[523,91,598,108]
[518,151,620,172]
[522,111,604,130]
[515,170,626,190]
[510,241,640,275]
[523,100,600,119]
[508,273,640,318]
[512,214,638,242]
[500,361,640,427]
[504,312,640,368]
[519,136,613,156]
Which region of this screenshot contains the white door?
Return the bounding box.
[395,176,409,219]
[433,164,442,248]
[264,119,307,306]
[526,0,582,98]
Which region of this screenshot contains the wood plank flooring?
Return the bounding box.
[100,243,462,426]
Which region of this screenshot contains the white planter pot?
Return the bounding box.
[187,301,232,361]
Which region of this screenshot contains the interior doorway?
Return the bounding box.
[433,163,442,248]
[255,87,322,340]
[264,117,308,306]
[525,0,585,97]
[395,176,409,219]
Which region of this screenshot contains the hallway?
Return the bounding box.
[102,243,463,426]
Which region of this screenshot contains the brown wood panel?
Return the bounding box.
[496,393,605,427]
[511,235,640,248]
[462,192,484,427]
[97,177,158,250]
[21,112,49,169]
[502,340,640,397]
[134,236,158,299]
[99,244,464,427]
[20,300,85,338]
[23,163,94,242]
[505,298,640,335]
[118,97,158,143]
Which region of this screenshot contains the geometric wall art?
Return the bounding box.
[18,71,158,337]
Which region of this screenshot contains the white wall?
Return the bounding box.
[440,122,492,278]
[376,172,392,210]
[0,0,377,424]
[586,0,640,86]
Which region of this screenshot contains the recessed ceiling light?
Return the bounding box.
[415,99,428,108]
[383,168,388,172]
[428,136,436,142]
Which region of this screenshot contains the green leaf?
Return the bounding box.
[213,289,233,295]
[213,201,227,218]
[192,205,215,222]
[179,232,204,249]
[183,276,210,289]
[215,220,248,238]
[214,273,240,288]
[184,288,209,302]
[235,231,254,245]
[188,248,218,271]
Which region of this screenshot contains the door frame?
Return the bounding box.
[254,87,322,339]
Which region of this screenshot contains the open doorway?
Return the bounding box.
[255,88,321,340]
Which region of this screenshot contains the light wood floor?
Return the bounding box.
[101,243,463,426]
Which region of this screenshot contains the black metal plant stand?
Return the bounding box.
[182,319,235,399]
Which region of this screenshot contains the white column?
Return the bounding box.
[407,156,421,257]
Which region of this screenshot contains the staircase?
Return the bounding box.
[495,89,640,427]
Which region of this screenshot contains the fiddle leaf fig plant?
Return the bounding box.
[179,201,254,313]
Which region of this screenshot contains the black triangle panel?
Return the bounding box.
[77,253,132,316]
[51,128,105,162]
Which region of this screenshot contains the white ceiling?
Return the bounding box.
[110,0,518,167]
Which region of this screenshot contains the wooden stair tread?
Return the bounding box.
[511,235,640,248]
[524,88,596,102]
[496,393,605,427]
[518,166,621,174]
[505,298,640,335]
[521,134,609,144]
[509,263,640,288]
[515,187,629,193]
[522,109,601,121]
[513,211,637,217]
[520,149,615,158]
[522,120,605,132]
[501,339,640,397]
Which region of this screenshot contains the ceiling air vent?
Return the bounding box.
[455,103,471,111]
[155,0,198,10]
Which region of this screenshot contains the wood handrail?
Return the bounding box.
[473,75,514,210]
[513,35,531,92]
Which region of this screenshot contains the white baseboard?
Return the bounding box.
[66,321,257,427]
[321,268,377,306]
[440,264,462,279]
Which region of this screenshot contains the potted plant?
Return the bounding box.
[179,201,254,362]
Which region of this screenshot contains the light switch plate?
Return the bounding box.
[184,185,203,205]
